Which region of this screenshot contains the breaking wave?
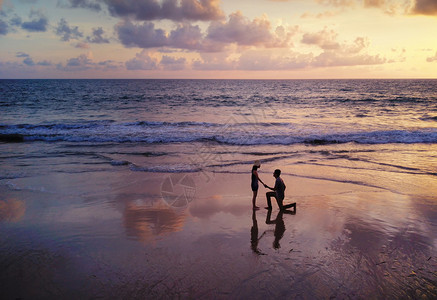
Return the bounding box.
[1,121,436,145]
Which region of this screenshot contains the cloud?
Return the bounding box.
[55,18,83,41]
[66,54,92,67]
[302,28,371,53]
[300,10,342,19]
[125,51,187,71]
[0,19,8,35]
[15,52,35,65]
[37,60,52,66]
[56,53,121,72]
[194,50,312,71]
[206,11,293,48]
[314,0,437,16]
[116,20,213,51]
[57,53,94,71]
[58,0,102,11]
[116,20,168,48]
[160,55,187,70]
[361,0,412,15]
[23,56,35,66]
[195,33,385,71]
[310,35,386,67]
[192,52,236,70]
[237,50,313,70]
[106,0,224,21]
[0,59,50,78]
[312,50,385,67]
[316,0,355,7]
[10,15,22,26]
[16,52,29,58]
[0,61,23,76]
[75,41,90,48]
[426,51,437,62]
[301,28,340,50]
[116,12,295,52]
[168,23,204,50]
[86,27,109,43]
[363,0,386,8]
[21,9,48,32]
[345,37,370,54]
[97,60,122,70]
[301,27,387,67]
[411,0,437,15]
[0,11,22,35]
[16,52,52,67]
[125,50,158,70]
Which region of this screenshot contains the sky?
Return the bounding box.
[0,0,437,79]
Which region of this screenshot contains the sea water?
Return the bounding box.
[1,79,437,176]
[1,79,437,298]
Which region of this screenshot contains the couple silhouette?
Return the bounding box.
[251,161,296,211]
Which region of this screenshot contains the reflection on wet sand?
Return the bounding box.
[251,209,297,254]
[0,198,25,222]
[250,210,264,255]
[189,194,248,219]
[110,180,187,242]
[123,201,186,242]
[266,210,286,250]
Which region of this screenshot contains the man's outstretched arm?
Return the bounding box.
[264,183,275,190]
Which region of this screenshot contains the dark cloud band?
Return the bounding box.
[106,0,224,21]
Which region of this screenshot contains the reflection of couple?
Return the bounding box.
[251,209,294,254]
[251,161,296,211]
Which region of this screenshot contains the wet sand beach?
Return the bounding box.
[1,153,436,299]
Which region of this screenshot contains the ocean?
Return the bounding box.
[1,79,437,298]
[1,79,437,174]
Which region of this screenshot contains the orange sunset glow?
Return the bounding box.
[1,0,437,79]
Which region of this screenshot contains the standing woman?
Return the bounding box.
[251,161,265,210]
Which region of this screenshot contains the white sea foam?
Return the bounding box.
[1,121,436,145]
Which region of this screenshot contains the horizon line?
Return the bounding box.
[1,77,437,80]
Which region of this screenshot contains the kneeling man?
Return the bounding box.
[264,169,296,211]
